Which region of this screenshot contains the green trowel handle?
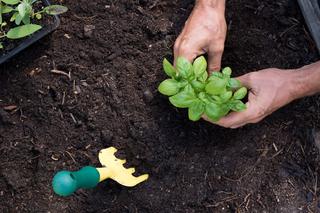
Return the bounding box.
[52,166,100,197]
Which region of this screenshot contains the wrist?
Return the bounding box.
[290,62,320,99]
[196,0,225,9]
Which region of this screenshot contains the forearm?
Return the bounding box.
[291,61,320,99]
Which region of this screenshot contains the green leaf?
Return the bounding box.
[0,4,3,24]
[198,71,208,83]
[193,56,207,77]
[169,85,197,108]
[210,72,224,79]
[2,0,19,5]
[7,24,42,39]
[188,100,205,121]
[227,78,242,90]
[222,67,232,76]
[15,13,22,25]
[0,42,3,49]
[10,12,18,22]
[158,79,180,96]
[2,5,13,13]
[163,58,176,78]
[176,57,192,79]
[17,2,30,18]
[233,87,247,100]
[22,14,30,24]
[230,100,247,112]
[191,80,205,92]
[220,91,233,102]
[44,5,68,15]
[205,102,223,122]
[205,76,227,95]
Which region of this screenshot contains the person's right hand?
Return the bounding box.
[203,68,298,128]
[174,0,227,72]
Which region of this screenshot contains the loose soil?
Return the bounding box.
[0,0,320,212]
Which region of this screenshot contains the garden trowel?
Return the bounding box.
[52,147,149,197]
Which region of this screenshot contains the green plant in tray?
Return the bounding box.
[0,0,67,47]
[158,56,248,122]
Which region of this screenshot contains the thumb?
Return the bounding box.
[235,73,252,89]
[214,102,257,128]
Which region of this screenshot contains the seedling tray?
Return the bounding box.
[0,0,60,65]
[298,0,320,53]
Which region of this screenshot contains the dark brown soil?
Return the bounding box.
[0,0,320,212]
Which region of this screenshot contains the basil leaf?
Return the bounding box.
[220,91,233,102]
[209,72,224,79]
[222,67,232,76]
[2,0,19,5]
[6,24,42,39]
[176,57,192,79]
[205,102,223,122]
[198,70,208,83]
[193,56,207,78]
[188,100,205,121]
[44,5,68,15]
[158,79,180,96]
[233,87,247,100]
[205,76,227,95]
[227,78,242,90]
[163,58,176,78]
[169,85,196,108]
[191,80,205,92]
[205,102,230,122]
[229,100,247,112]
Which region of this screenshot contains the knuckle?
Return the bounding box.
[174,39,181,52]
[210,43,224,54]
[179,38,192,52]
[254,106,267,118]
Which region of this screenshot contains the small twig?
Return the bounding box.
[51,69,71,80]
[206,195,238,208]
[268,148,284,160]
[238,193,251,209]
[65,151,76,163]
[70,113,77,124]
[61,91,66,105]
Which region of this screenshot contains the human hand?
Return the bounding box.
[203,68,297,128]
[174,0,227,72]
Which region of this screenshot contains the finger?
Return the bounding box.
[173,36,182,67]
[215,102,257,128]
[235,73,253,89]
[208,49,223,73]
[230,116,264,129]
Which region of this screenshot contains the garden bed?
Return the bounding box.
[0,0,320,212]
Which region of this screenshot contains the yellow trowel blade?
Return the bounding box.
[98,147,149,187]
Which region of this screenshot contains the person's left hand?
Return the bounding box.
[203,68,298,128]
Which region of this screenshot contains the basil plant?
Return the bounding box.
[158,56,248,122]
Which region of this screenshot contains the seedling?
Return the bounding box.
[158,56,248,122]
[0,0,67,48]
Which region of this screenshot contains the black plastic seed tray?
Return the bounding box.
[0,0,60,65]
[298,0,320,53]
